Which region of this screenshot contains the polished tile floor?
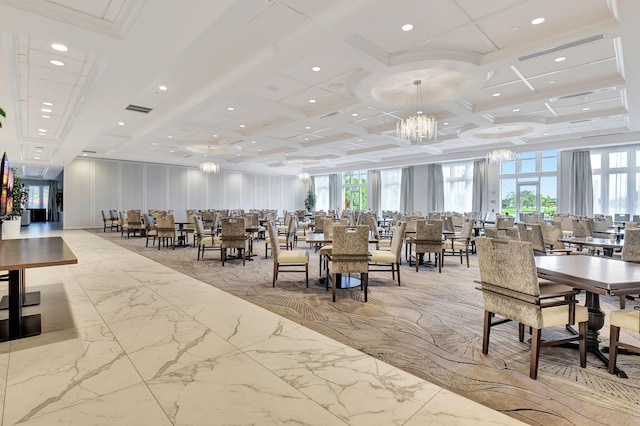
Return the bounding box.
[0,227,522,425]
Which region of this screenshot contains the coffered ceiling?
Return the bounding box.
[1,0,639,180]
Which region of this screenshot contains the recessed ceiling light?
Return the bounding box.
[531,17,545,25]
[358,139,363,142]
[170,150,174,153]
[34,156,40,160]
[304,137,309,141]
[251,140,256,144]
[401,24,413,31]
[212,134,218,137]
[158,85,168,91]
[554,57,566,62]
[82,153,87,156]
[239,124,246,128]
[308,99,316,103]
[203,154,208,157]
[117,122,125,126]
[42,101,53,106]
[492,93,501,97]
[512,26,519,31]
[38,133,46,136]
[167,135,173,138]
[257,149,262,152]
[305,126,311,130]
[49,59,64,66]
[549,80,555,84]
[443,122,449,125]
[543,133,549,136]
[152,142,157,146]
[41,115,50,119]
[352,113,358,117]
[311,66,321,72]
[38,128,47,132]
[41,108,52,113]
[227,107,234,111]
[512,108,520,112]
[237,153,240,156]
[582,107,590,111]
[51,43,68,52]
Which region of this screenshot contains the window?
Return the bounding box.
[591,146,640,214]
[27,184,49,209]
[380,169,401,212]
[343,170,367,210]
[314,175,330,211]
[442,161,473,212]
[499,151,557,218]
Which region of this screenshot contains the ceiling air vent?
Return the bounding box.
[125,104,153,113]
[550,87,616,102]
[318,108,349,119]
[518,34,605,61]
[81,150,97,154]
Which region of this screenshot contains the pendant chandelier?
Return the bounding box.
[199,161,220,174]
[396,80,437,144]
[486,148,513,164]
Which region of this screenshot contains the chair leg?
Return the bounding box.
[272,263,277,287]
[363,272,368,302]
[305,263,309,288]
[530,328,542,379]
[519,323,525,342]
[438,252,442,273]
[332,273,340,302]
[579,321,587,368]
[482,310,491,354]
[396,263,401,286]
[466,249,470,268]
[608,324,620,374]
[619,296,625,309]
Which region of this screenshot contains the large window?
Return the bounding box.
[380,169,401,212]
[500,150,557,218]
[27,183,50,209]
[590,146,640,215]
[343,170,367,210]
[442,161,473,212]
[314,175,330,211]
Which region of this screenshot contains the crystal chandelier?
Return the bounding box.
[396,80,437,144]
[199,161,220,174]
[297,172,310,180]
[486,149,513,164]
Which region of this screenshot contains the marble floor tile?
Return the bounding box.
[17,383,172,426]
[147,350,348,425]
[4,324,143,425]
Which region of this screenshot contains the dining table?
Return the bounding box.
[535,255,640,377]
[557,236,624,257]
[0,237,77,341]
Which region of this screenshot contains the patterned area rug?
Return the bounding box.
[93,229,640,425]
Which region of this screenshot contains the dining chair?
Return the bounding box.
[410,219,444,272]
[144,214,158,247]
[101,210,118,232]
[608,306,640,375]
[266,221,309,287]
[443,218,473,267]
[119,211,129,237]
[484,227,519,241]
[519,223,572,256]
[367,215,391,250]
[126,210,143,238]
[475,237,588,379]
[369,221,406,285]
[495,215,515,229]
[194,216,222,260]
[327,225,370,302]
[318,218,336,276]
[221,217,247,266]
[156,214,176,250]
[265,215,294,258]
[618,228,640,308]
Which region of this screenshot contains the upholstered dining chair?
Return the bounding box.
[368,215,391,250]
[618,228,640,308]
[369,221,406,286]
[266,221,309,287]
[194,217,222,261]
[519,223,572,256]
[475,237,588,379]
[327,225,370,302]
[265,215,294,258]
[410,219,444,273]
[126,210,143,238]
[484,227,519,241]
[495,215,515,229]
[156,214,176,250]
[144,214,158,247]
[101,210,118,232]
[443,218,473,267]
[608,306,640,375]
[119,211,129,237]
[221,217,247,266]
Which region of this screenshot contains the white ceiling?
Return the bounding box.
[1,0,640,180]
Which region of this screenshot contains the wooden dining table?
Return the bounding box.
[557,236,624,256]
[535,255,640,377]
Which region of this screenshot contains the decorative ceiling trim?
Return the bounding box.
[0,0,145,39]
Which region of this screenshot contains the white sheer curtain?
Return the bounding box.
[426,164,444,213]
[400,167,414,214]
[380,168,401,212]
[329,173,341,210]
[472,159,488,215]
[367,170,381,216]
[569,150,593,217]
[314,175,329,211]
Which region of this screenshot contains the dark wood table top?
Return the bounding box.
[557,236,623,249]
[535,255,640,296]
[0,237,77,271]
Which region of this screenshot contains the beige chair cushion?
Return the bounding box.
[542,305,588,328]
[451,240,469,250]
[319,245,333,255]
[610,309,640,333]
[199,236,221,245]
[370,250,396,263]
[378,239,392,248]
[278,251,308,264]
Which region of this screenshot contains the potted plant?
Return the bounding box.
[0,106,5,128]
[304,190,316,213]
[2,169,29,238]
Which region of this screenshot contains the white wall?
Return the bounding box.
[64,158,305,229]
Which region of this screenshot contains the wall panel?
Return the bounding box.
[93,159,119,226]
[63,158,93,228]
[121,162,143,211]
[145,164,167,211]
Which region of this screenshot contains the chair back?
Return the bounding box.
[572,219,592,238]
[459,218,473,239]
[109,210,119,221]
[101,210,108,221]
[519,223,546,253]
[390,221,407,261]
[144,214,156,231]
[484,227,519,240]
[127,210,143,229]
[221,218,246,249]
[540,221,566,249]
[194,216,207,239]
[442,216,454,233]
[313,214,325,233]
[323,218,335,238]
[331,225,369,274]
[156,214,175,237]
[367,215,380,239]
[266,221,282,261]
[627,221,639,229]
[614,213,630,222]
[622,228,640,262]
[496,216,515,229]
[414,219,443,252]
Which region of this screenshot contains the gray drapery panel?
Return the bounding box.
[472,159,488,215]
[308,176,315,196]
[48,180,59,222]
[367,170,381,216]
[400,167,414,213]
[569,150,593,217]
[329,173,341,210]
[426,164,444,213]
